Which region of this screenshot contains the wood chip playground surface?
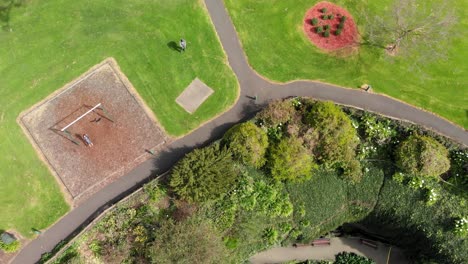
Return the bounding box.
[19,59,167,205]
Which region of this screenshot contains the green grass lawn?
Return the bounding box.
[224,0,468,128]
[0,0,237,237]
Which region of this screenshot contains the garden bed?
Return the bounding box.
[303,2,359,52]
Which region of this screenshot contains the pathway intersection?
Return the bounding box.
[12,0,467,263]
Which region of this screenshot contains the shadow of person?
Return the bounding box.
[167,41,181,52]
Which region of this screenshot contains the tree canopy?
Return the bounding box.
[170,144,238,203]
[267,137,315,181]
[304,101,359,167]
[222,122,269,168]
[395,134,450,177]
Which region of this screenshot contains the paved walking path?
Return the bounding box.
[12,0,467,263]
[250,237,408,264]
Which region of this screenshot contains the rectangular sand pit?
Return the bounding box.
[19,58,167,205]
[176,78,214,114]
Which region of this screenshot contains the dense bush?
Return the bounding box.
[361,178,468,263]
[320,8,327,13]
[170,144,238,203]
[324,24,330,30]
[337,23,344,29]
[335,29,342,36]
[329,14,334,20]
[341,16,347,23]
[149,219,228,263]
[267,137,315,181]
[311,18,319,26]
[304,101,359,167]
[256,99,298,128]
[335,252,375,264]
[323,30,330,38]
[395,135,450,178]
[0,239,20,253]
[222,122,269,168]
[322,15,328,20]
[316,26,323,33]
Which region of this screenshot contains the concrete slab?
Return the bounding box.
[176,78,214,114]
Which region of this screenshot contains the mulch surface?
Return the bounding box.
[20,60,167,205]
[303,1,359,51]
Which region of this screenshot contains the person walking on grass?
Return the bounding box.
[180,38,186,52]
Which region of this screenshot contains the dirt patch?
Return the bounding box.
[19,59,168,206]
[303,1,359,53]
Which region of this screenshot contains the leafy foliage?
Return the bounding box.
[0,239,20,253]
[395,135,450,177]
[170,144,238,203]
[361,178,468,263]
[267,137,315,181]
[256,99,298,128]
[149,218,228,264]
[334,252,375,264]
[222,122,269,168]
[304,101,359,167]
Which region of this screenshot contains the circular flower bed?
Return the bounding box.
[303,1,359,51]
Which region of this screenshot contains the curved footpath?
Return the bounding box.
[12,0,468,263]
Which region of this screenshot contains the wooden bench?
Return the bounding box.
[311,238,331,246]
[360,239,378,249]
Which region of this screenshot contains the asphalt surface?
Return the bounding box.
[12,0,467,263]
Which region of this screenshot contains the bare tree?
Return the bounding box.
[363,0,457,62]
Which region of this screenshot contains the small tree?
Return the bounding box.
[304,101,359,167]
[222,122,269,168]
[267,137,315,181]
[395,134,450,178]
[170,144,237,203]
[256,99,298,128]
[363,0,457,63]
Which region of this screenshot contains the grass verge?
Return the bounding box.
[0,0,237,237]
[224,0,467,128]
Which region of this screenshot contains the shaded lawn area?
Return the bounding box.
[0,0,237,236]
[224,0,468,128]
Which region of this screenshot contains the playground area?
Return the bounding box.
[19,59,167,205]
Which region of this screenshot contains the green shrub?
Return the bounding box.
[322,15,328,20]
[311,18,319,26]
[337,22,344,29]
[88,240,102,256]
[395,135,450,178]
[170,144,238,203]
[335,252,375,264]
[335,29,342,36]
[256,99,299,128]
[262,227,278,244]
[453,217,468,237]
[222,122,269,168]
[324,24,330,30]
[343,159,363,183]
[323,30,330,37]
[267,137,315,182]
[0,240,20,253]
[316,26,323,33]
[304,101,359,168]
[320,8,327,13]
[149,219,228,263]
[329,14,334,20]
[341,16,347,23]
